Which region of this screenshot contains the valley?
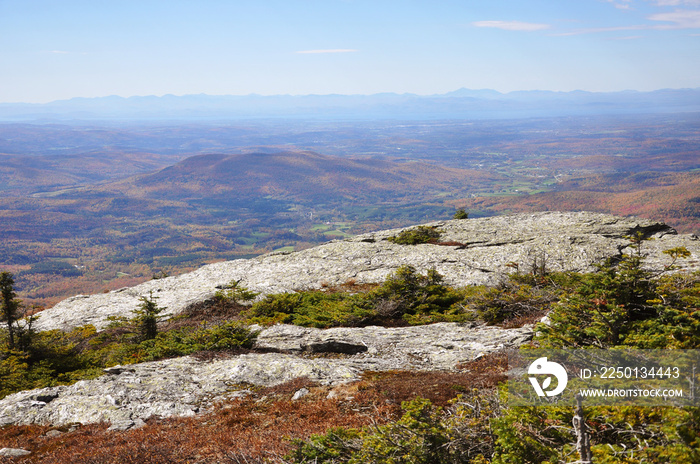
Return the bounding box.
[0,113,698,308]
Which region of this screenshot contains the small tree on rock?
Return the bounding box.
[134,292,165,341]
[215,280,259,305]
[0,272,20,351]
[453,208,469,220]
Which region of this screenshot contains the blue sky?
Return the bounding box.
[1,0,699,103]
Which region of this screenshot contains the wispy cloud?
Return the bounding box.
[295,49,358,54]
[552,25,647,36]
[648,9,700,28]
[44,50,88,55]
[607,35,644,40]
[606,0,634,10]
[649,0,700,6]
[472,20,551,31]
[553,10,700,36]
[609,0,700,8]
[559,1,700,36]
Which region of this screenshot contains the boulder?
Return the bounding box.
[254,322,533,370]
[0,448,31,457]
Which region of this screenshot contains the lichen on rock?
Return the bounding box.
[33,212,699,333]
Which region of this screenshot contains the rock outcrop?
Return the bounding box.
[33,212,699,332]
[2,211,697,428]
[0,322,531,427]
[253,322,532,370]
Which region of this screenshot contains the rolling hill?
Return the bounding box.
[102,150,495,203]
[1,150,493,307]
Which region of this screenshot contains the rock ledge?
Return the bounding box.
[34,212,699,332]
[0,322,530,427]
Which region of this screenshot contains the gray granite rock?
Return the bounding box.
[0,448,31,457]
[292,388,310,401]
[0,322,530,427]
[254,322,533,370]
[33,212,699,333]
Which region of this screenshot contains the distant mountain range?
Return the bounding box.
[2,88,699,121]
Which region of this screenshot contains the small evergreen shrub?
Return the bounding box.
[0,318,258,399]
[453,208,469,219]
[369,265,467,325]
[288,391,500,464]
[243,266,470,328]
[245,291,374,328]
[387,226,441,245]
[214,280,259,305]
[133,293,165,341]
[536,240,699,348]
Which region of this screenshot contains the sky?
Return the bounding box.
[1,0,699,103]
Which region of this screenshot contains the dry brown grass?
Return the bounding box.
[0,355,508,463]
[356,353,507,411]
[166,298,249,331]
[498,309,548,328]
[0,396,385,464]
[0,384,382,463]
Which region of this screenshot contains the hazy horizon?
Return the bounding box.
[4,86,700,106]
